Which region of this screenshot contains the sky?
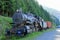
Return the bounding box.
[36,0,60,11]
[36,0,60,21]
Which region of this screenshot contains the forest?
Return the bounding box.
[0,0,52,21]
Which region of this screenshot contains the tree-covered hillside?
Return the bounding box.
[0,0,52,21]
[51,15,60,26]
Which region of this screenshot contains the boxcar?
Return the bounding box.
[46,21,52,28]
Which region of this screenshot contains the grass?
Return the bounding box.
[0,15,56,40]
[0,28,55,40]
[0,30,52,40]
[0,15,12,40]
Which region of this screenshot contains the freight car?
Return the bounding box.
[42,21,47,30]
[46,21,52,28]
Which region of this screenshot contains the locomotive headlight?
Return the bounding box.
[16,30,22,36]
[18,31,21,34]
[17,31,21,34]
